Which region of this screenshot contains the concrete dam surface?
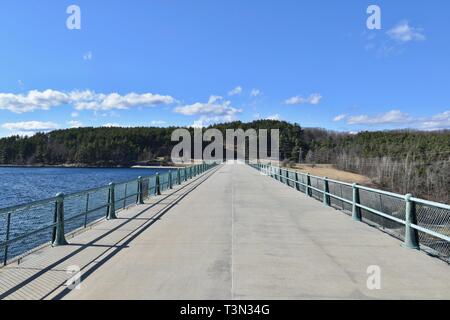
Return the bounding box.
[0,164,449,300]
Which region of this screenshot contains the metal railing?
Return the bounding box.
[250,163,450,262]
[0,162,217,266]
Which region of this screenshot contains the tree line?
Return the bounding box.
[297,129,450,203]
[0,121,448,202]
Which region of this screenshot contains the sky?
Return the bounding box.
[0,0,449,136]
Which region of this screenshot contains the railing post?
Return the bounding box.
[404,194,420,250]
[184,168,187,182]
[123,183,128,209]
[285,170,290,186]
[169,170,173,189]
[177,169,181,185]
[323,177,331,206]
[294,172,301,191]
[84,193,90,228]
[155,173,161,195]
[107,182,117,219]
[278,168,282,181]
[306,173,311,197]
[137,177,145,204]
[53,193,68,246]
[3,212,11,266]
[352,183,362,221]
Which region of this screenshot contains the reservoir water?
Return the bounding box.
[0,166,170,262]
[0,167,167,209]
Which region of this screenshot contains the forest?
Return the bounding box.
[0,120,448,202]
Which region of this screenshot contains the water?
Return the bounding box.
[0,166,170,262]
[0,167,168,209]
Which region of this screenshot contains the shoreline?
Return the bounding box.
[0,164,181,169]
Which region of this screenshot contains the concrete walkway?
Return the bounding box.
[1,164,449,300]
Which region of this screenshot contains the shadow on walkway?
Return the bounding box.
[0,167,220,300]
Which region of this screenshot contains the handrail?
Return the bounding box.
[250,163,450,260]
[0,162,217,266]
[0,196,57,216]
[410,197,450,211]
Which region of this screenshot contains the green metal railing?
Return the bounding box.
[0,162,216,266]
[250,163,450,262]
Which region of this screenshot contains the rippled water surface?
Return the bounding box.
[0,167,167,209]
[0,166,173,262]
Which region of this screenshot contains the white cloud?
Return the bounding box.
[73,92,175,111]
[364,21,425,57]
[0,90,69,113]
[419,111,450,130]
[1,121,58,132]
[71,111,79,118]
[285,93,322,105]
[387,21,425,42]
[83,51,93,61]
[250,89,261,98]
[191,119,207,128]
[333,114,347,122]
[174,95,242,123]
[0,89,175,113]
[228,86,242,96]
[151,120,167,127]
[266,114,281,121]
[68,120,83,128]
[102,123,121,127]
[190,114,240,128]
[182,97,243,126]
[347,110,411,125]
[342,109,450,130]
[252,113,282,121]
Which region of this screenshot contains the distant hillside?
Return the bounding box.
[0,121,448,202]
[298,129,450,203]
[0,120,304,167]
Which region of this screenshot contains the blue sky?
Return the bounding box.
[0,0,449,136]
